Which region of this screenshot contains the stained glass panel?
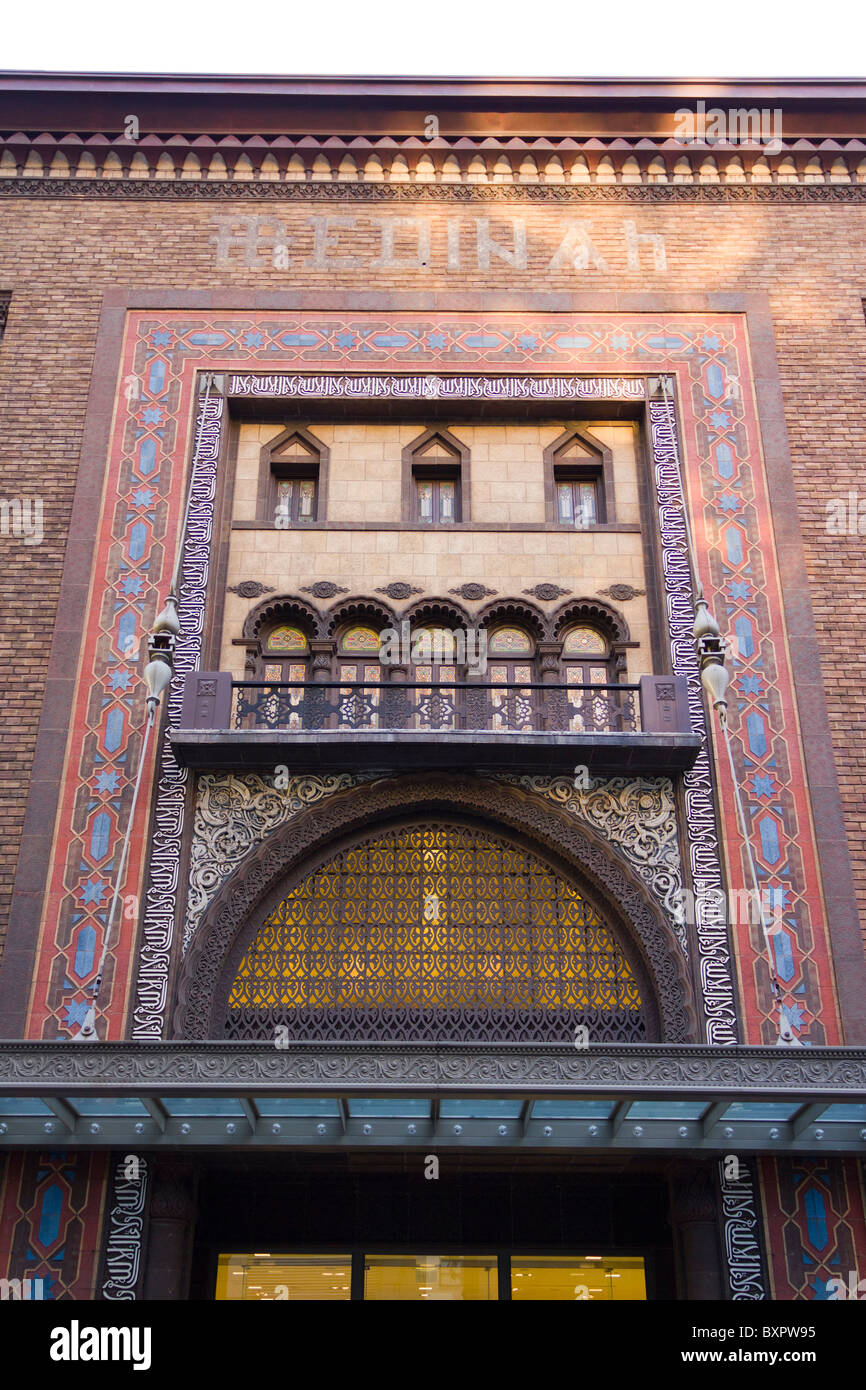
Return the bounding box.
[488,627,532,655]
[226,824,645,1043]
[562,626,607,657]
[267,626,308,653]
[298,479,316,520]
[341,626,381,654]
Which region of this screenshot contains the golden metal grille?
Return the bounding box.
[225,825,645,1042]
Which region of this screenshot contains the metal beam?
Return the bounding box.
[609,1100,631,1136]
[239,1098,258,1134]
[791,1102,827,1136]
[44,1097,76,1132]
[141,1098,168,1133]
[701,1101,731,1137]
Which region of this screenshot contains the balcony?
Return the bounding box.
[171,671,700,775]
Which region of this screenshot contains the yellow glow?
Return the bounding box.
[228,826,642,1016]
[216,1253,352,1301]
[216,1251,645,1301]
[510,1255,646,1301]
[364,1254,498,1302]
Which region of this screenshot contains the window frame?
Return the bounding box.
[543,426,615,527]
[554,469,604,527]
[413,469,461,525]
[257,424,329,525]
[402,426,471,525]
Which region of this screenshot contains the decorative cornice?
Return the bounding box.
[4,179,866,201]
[2,130,865,195]
[230,374,645,403]
[0,1042,865,1094]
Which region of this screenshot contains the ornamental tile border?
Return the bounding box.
[25,316,838,1061]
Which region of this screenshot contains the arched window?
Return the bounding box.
[223,822,647,1043]
[259,624,310,682]
[255,624,310,729]
[544,427,613,527]
[487,625,536,731]
[402,427,470,524]
[560,625,616,732]
[336,624,382,728]
[410,625,458,730]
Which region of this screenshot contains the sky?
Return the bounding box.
[0,0,863,78]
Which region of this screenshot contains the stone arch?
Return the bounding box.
[553,596,632,680]
[325,595,396,638]
[172,773,697,1042]
[476,596,548,644]
[401,596,472,632]
[552,596,630,645]
[241,594,325,643]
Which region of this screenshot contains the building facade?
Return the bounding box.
[0,73,865,1301]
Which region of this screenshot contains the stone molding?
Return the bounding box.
[1,1041,864,1093]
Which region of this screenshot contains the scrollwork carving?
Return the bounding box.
[496,773,687,951]
[183,772,376,952]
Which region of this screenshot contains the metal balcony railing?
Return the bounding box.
[231,680,641,735]
[172,670,699,773]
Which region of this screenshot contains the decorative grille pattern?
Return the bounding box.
[225,824,646,1042]
[232,679,639,734]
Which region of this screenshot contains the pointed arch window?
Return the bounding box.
[403,427,470,524]
[544,427,614,527]
[260,426,328,525]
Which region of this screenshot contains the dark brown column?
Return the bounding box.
[537,641,563,683]
[142,1161,198,1301]
[668,1162,724,1300]
[310,639,335,682]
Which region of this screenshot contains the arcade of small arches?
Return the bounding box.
[237,591,634,686]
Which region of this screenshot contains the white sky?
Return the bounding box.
[0,0,863,78]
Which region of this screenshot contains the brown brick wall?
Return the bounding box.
[0,196,864,962]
